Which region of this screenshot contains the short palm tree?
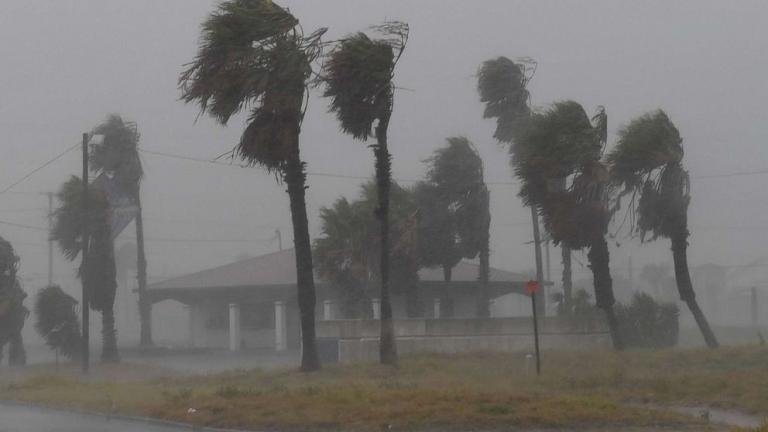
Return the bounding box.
[0,237,27,366]
[609,110,718,348]
[513,102,624,350]
[52,176,120,362]
[34,285,81,360]
[323,22,409,366]
[179,0,325,371]
[90,114,152,347]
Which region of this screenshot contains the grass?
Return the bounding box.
[4,346,768,431]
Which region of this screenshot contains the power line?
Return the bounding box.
[695,169,768,179]
[0,219,47,231]
[138,148,518,185]
[0,143,79,194]
[145,236,274,244]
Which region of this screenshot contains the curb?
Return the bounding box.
[0,399,255,432]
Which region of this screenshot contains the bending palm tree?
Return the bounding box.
[514,102,623,349]
[609,110,718,348]
[323,22,409,366]
[179,0,325,371]
[90,114,152,346]
[52,176,120,362]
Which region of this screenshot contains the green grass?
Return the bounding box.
[5,346,767,431]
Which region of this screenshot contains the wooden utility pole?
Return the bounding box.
[530,207,545,316]
[81,133,90,373]
[527,280,542,376]
[47,192,53,286]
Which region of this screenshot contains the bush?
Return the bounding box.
[34,285,81,359]
[615,292,679,349]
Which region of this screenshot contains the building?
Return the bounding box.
[147,249,534,351]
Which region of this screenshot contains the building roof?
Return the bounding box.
[148,248,528,292]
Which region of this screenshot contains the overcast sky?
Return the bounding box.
[1,0,766,294]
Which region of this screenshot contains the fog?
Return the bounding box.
[1,1,767,344]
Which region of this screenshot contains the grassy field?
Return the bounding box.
[2,346,768,431]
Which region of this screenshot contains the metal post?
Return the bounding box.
[530,289,541,376]
[47,192,53,286]
[81,133,90,374]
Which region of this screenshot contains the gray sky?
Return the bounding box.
[0,0,767,293]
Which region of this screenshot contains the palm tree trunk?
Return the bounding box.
[284,151,321,372]
[442,265,452,282]
[477,200,491,318]
[587,236,624,350]
[671,233,718,348]
[374,108,398,367]
[101,305,119,363]
[530,207,546,316]
[134,192,153,347]
[8,331,26,366]
[562,246,573,315]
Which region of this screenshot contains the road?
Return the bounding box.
[0,404,196,432]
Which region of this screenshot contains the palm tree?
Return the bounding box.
[0,237,27,366]
[477,57,549,315]
[421,137,492,316]
[323,22,409,365]
[34,285,81,360]
[51,176,120,362]
[314,181,420,318]
[609,110,718,348]
[90,114,152,347]
[179,0,325,371]
[512,102,623,349]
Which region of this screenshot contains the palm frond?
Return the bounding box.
[477,56,531,142]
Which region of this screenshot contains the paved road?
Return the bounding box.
[0,404,196,432]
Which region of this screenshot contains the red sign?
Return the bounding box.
[526,280,540,295]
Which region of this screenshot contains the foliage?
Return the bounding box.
[313,182,419,317]
[179,0,325,172]
[51,176,118,361]
[416,137,490,280]
[609,110,687,241]
[477,57,532,142]
[0,237,27,365]
[91,114,143,193]
[614,292,679,349]
[34,285,81,359]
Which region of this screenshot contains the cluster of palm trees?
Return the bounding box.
[50,114,148,363]
[477,56,718,349]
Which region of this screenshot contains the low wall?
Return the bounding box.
[316,317,610,363]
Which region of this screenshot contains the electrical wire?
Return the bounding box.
[0,143,79,194]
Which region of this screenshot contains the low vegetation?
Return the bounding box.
[4,346,768,430]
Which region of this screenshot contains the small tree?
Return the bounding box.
[323,22,409,365]
[0,237,27,366]
[609,110,718,348]
[34,285,81,360]
[51,176,119,362]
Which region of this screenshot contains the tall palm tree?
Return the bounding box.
[477,57,549,315]
[179,0,325,371]
[90,114,152,346]
[513,102,623,349]
[323,22,409,365]
[52,176,120,362]
[609,110,718,348]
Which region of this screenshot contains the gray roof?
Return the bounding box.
[149,248,528,292]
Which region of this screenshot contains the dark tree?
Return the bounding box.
[609,110,718,348]
[90,114,152,347]
[0,238,27,366]
[51,177,119,362]
[179,0,326,371]
[34,285,81,360]
[323,22,409,366]
[419,137,491,316]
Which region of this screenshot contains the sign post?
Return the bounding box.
[526,280,541,376]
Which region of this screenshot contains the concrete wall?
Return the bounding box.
[316,316,609,363]
[336,333,611,363]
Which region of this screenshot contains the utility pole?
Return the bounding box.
[530,207,545,316]
[47,192,53,286]
[275,228,283,251]
[751,287,758,330]
[81,133,90,374]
